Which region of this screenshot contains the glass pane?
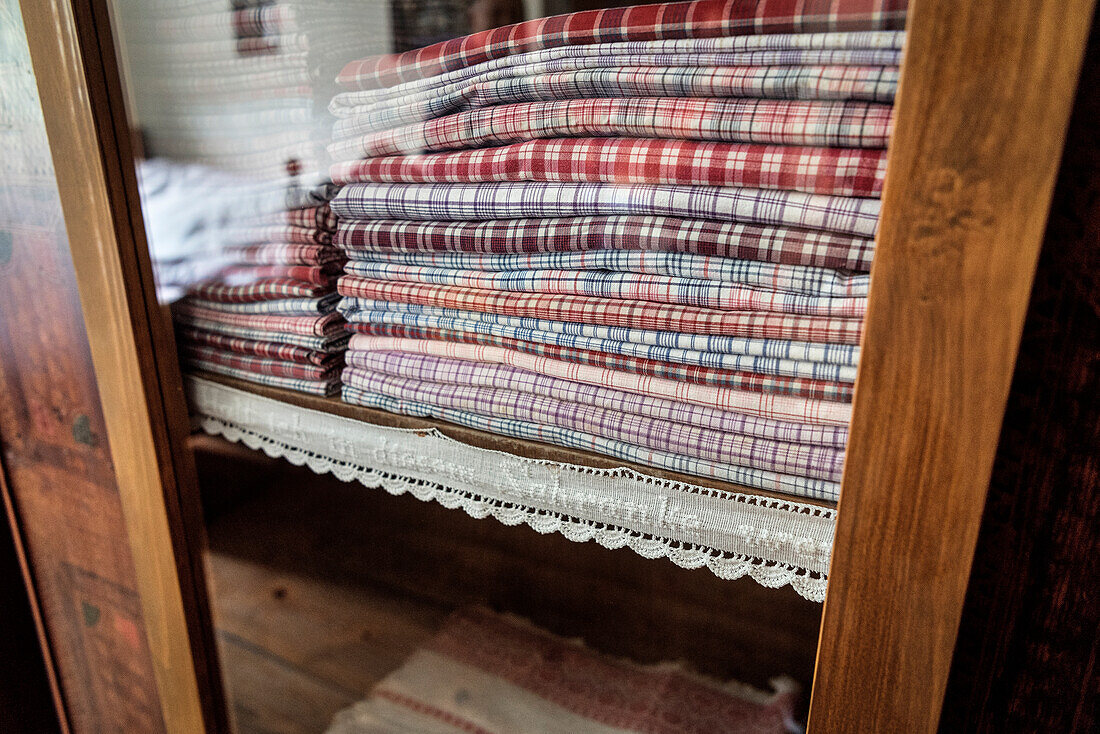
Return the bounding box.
[104,0,904,730]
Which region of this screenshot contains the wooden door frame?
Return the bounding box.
[17,0,228,732]
[16,0,1095,732]
[810,1,1094,731]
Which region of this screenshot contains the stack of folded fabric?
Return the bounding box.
[173,185,348,396]
[328,0,908,501]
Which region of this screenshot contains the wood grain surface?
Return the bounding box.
[940,13,1100,732]
[17,0,222,731]
[810,1,1095,732]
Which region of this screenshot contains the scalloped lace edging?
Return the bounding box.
[196,413,830,602]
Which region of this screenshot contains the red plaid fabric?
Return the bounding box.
[177,327,339,366]
[173,302,345,337]
[222,265,339,287]
[187,279,330,303]
[330,138,887,197]
[335,217,875,272]
[225,224,333,246]
[328,97,893,160]
[346,322,851,401]
[234,243,346,267]
[182,345,341,381]
[337,0,909,90]
[337,276,863,344]
[285,205,338,232]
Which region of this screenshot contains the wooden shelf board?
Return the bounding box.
[188,370,837,510]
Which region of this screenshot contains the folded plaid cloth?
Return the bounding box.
[335,65,898,136]
[333,31,906,110]
[334,216,875,271]
[327,98,893,160]
[346,323,852,401]
[188,359,341,397]
[351,349,849,447]
[173,302,346,337]
[342,384,836,498]
[182,293,340,316]
[332,183,880,238]
[348,335,851,425]
[183,345,342,381]
[223,264,339,287]
[345,310,856,382]
[333,50,903,126]
[174,317,350,351]
[343,366,842,480]
[336,277,864,344]
[345,250,871,296]
[343,261,867,317]
[330,138,887,197]
[224,224,333,246]
[286,204,338,232]
[337,0,908,89]
[233,243,345,266]
[339,298,860,364]
[178,327,342,365]
[187,279,331,303]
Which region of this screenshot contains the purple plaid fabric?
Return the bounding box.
[334,65,898,136]
[347,334,852,425]
[332,183,881,238]
[342,365,842,480]
[350,349,849,447]
[342,261,867,317]
[334,216,875,271]
[345,251,870,296]
[327,98,893,160]
[342,384,836,499]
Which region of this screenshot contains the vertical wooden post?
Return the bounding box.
[810,1,1094,731]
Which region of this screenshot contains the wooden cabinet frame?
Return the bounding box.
[16,0,1095,731]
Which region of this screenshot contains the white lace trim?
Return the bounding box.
[187,377,833,601]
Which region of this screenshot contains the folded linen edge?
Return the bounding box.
[185,376,834,602]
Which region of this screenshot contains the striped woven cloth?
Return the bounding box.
[332,183,881,238]
[343,366,843,480]
[178,327,342,365]
[342,261,866,317]
[327,97,893,160]
[343,383,837,498]
[183,345,341,381]
[333,65,898,136]
[334,216,875,271]
[186,279,331,303]
[347,335,851,425]
[343,250,871,295]
[333,31,906,110]
[339,298,860,363]
[336,0,908,89]
[173,302,346,337]
[174,317,350,351]
[350,349,848,448]
[182,294,339,316]
[347,325,853,401]
[330,138,887,197]
[232,243,345,266]
[336,276,864,344]
[344,310,857,382]
[188,358,341,396]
